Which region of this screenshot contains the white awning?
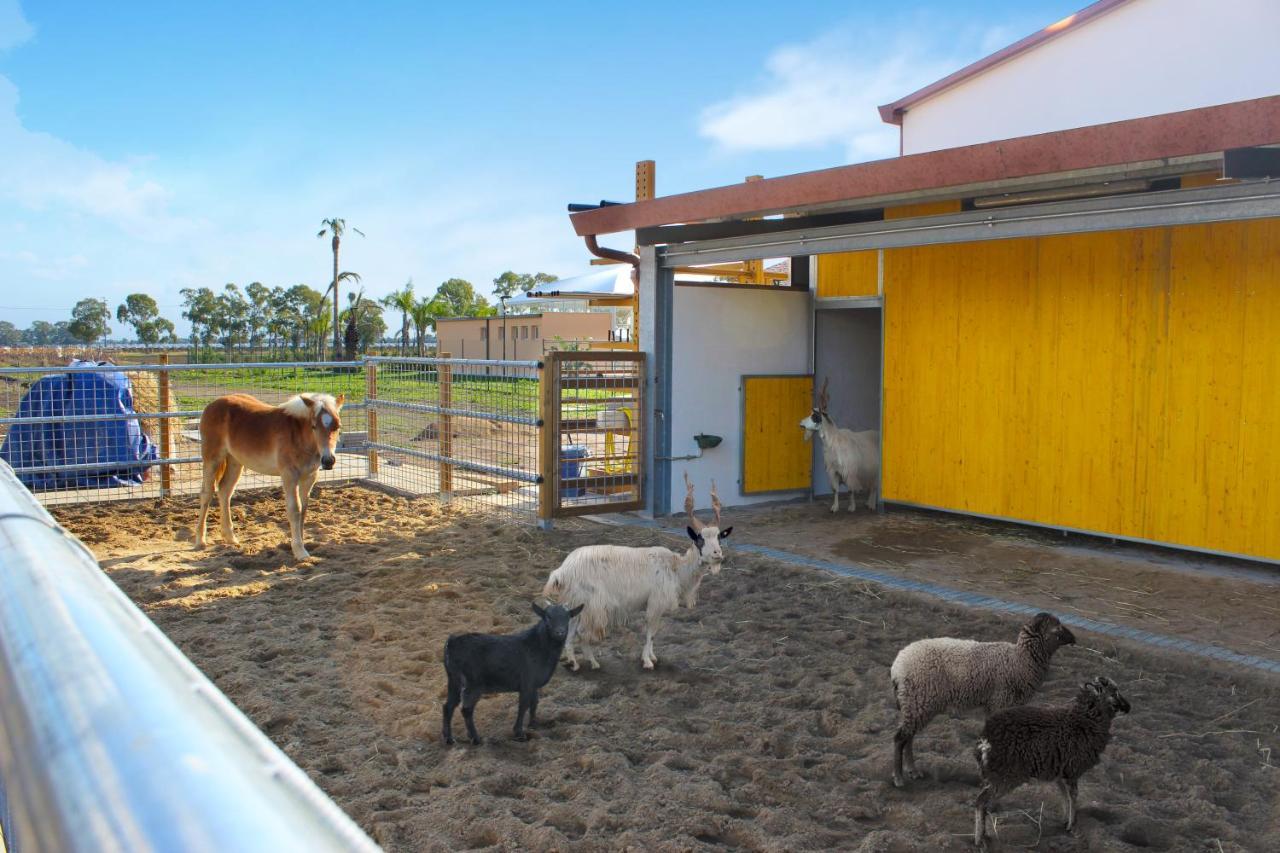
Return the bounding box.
[509,267,633,305]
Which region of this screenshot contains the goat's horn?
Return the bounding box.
[818,376,830,410]
[709,479,723,529]
[683,471,705,532]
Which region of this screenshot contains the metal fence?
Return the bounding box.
[0,357,549,521]
[0,360,368,507]
[365,356,543,516]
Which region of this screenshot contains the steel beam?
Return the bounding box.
[659,181,1280,267]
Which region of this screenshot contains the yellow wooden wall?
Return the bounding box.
[816,201,964,298]
[883,219,1280,560]
[742,375,814,493]
[817,252,878,298]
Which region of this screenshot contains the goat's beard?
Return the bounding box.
[802,428,814,442]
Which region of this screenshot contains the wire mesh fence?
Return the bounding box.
[0,354,642,523]
[542,351,645,518]
[0,360,367,506]
[365,356,542,517]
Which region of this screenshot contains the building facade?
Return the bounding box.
[434,312,612,360]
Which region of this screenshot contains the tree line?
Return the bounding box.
[0,271,557,361]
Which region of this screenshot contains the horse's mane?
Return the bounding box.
[280,394,338,420]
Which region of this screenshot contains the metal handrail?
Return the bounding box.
[0,360,365,375]
[0,460,381,852]
[364,356,542,369]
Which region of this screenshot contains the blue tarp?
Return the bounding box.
[0,363,158,490]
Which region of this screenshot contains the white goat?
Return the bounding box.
[800,377,880,512]
[542,473,732,671]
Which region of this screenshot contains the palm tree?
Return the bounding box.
[317,218,364,358]
[308,301,332,360]
[410,296,445,356]
[381,279,416,356]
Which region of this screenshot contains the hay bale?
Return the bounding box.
[126,369,173,440]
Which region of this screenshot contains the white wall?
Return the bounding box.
[669,286,811,512]
[901,0,1280,154]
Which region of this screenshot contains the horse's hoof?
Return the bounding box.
[589,661,601,670]
[892,775,905,788]
[443,735,454,746]
[642,660,655,670]
[292,549,311,561]
[470,737,482,746]
[513,732,529,742]
[907,769,925,780]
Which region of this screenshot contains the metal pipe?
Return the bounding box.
[583,235,640,271]
[367,399,540,427]
[0,360,366,375]
[364,442,542,484]
[1,401,367,427]
[364,356,542,369]
[0,460,380,852]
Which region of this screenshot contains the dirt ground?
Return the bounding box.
[714,502,1280,665]
[54,486,1279,852]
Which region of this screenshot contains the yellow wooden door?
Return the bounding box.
[742,375,814,493]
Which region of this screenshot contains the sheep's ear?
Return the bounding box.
[1028,612,1054,634]
[532,602,547,619]
[568,604,584,618]
[718,526,733,540]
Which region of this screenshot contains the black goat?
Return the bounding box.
[442,602,583,745]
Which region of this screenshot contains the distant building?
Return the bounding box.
[433,311,612,360]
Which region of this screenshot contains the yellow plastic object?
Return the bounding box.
[602,406,634,474]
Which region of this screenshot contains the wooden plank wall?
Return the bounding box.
[741,375,814,493]
[883,219,1280,560]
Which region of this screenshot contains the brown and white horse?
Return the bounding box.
[195,392,344,560]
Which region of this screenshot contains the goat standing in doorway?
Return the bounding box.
[800,378,880,512]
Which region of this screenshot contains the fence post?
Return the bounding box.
[439,352,453,498]
[158,353,172,495]
[365,358,378,477]
[538,354,557,529]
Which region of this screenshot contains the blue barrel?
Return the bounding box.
[560,445,590,497]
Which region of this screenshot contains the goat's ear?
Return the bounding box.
[568,604,584,618]
[335,393,346,408]
[686,526,700,542]
[531,602,547,619]
[718,526,733,540]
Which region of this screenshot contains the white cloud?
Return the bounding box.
[698,25,1005,163]
[0,0,33,52]
[0,77,185,236]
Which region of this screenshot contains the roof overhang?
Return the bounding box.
[568,96,1280,237]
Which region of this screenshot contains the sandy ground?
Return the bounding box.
[54,486,1279,852]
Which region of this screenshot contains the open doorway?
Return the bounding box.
[812,307,882,497]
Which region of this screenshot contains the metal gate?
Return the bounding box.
[539,351,644,520]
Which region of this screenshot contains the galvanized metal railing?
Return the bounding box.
[0,459,381,853]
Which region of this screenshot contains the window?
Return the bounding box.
[532,326,539,339]
[521,326,529,339]
[480,326,487,340]
[499,327,505,339]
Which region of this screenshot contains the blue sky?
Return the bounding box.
[1,0,1079,335]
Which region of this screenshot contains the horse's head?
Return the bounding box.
[300,393,344,469]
